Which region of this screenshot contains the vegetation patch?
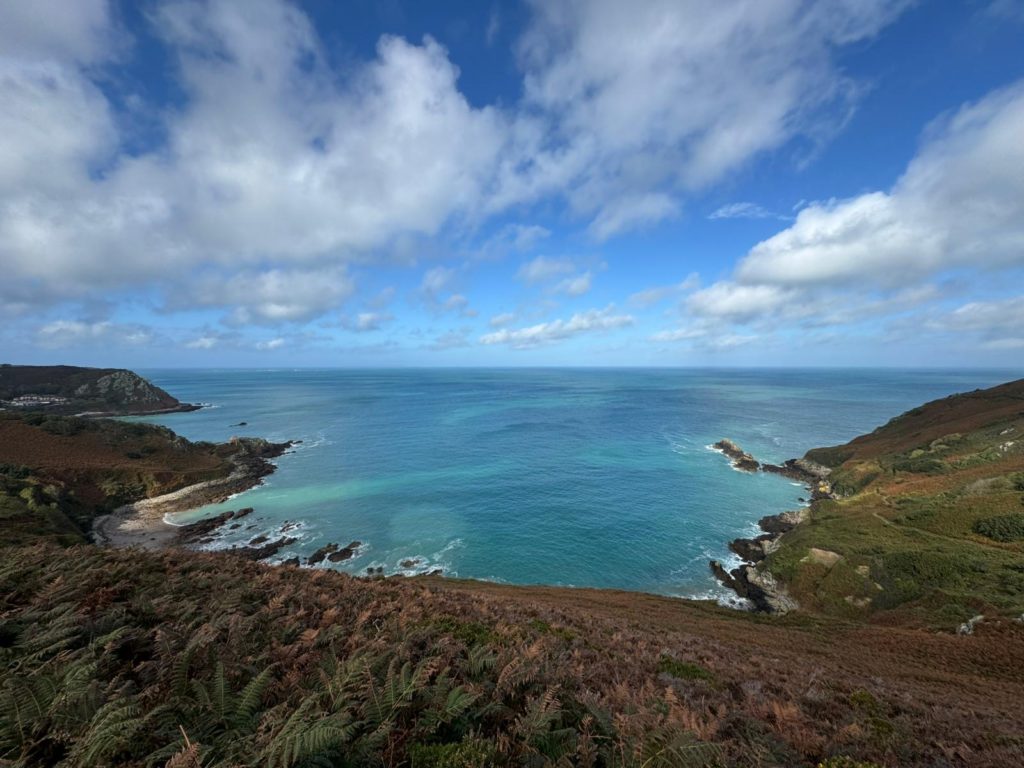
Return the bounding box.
[973,513,1024,542]
[657,656,714,682]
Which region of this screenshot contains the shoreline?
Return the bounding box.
[93,429,834,608]
[707,439,833,613]
[76,402,205,418]
[92,436,292,550]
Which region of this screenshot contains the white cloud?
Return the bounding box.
[36,320,151,348]
[0,0,117,64]
[344,312,393,332]
[517,256,575,283]
[687,283,797,323]
[183,266,355,324]
[943,296,1024,332]
[709,202,783,220]
[628,274,700,308]
[736,81,1024,287]
[480,305,633,348]
[421,266,456,297]
[475,223,551,260]
[0,0,920,342]
[185,336,218,349]
[588,193,679,240]
[0,0,508,313]
[256,337,285,350]
[982,337,1024,350]
[443,293,478,317]
[489,312,516,327]
[650,327,706,342]
[499,0,911,234]
[429,328,472,350]
[554,271,592,297]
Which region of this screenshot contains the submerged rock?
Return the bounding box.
[308,542,338,565]
[327,541,362,562]
[234,536,297,561]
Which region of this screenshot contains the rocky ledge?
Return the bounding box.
[709,439,835,614]
[712,439,831,484]
[93,437,293,548]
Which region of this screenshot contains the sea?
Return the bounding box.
[136,368,1021,602]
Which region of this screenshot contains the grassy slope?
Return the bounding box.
[2,545,1022,768]
[2,386,1024,766]
[0,413,234,546]
[763,379,1024,625]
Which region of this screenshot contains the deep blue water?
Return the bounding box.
[136,368,1020,600]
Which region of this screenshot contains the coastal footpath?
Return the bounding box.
[1,375,1023,766]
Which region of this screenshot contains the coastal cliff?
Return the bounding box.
[0,364,199,416]
[711,378,1024,625]
[2,374,1024,766]
[0,410,288,548]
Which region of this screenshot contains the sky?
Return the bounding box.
[1,0,1023,368]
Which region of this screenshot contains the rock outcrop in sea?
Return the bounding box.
[709,439,834,614]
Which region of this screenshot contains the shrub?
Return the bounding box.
[818,758,883,768]
[889,456,946,474]
[657,656,715,682]
[973,513,1024,542]
[409,739,497,767]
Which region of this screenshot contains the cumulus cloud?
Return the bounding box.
[182,266,355,325]
[497,0,912,233]
[736,81,1024,287]
[628,274,700,308]
[479,306,633,348]
[36,320,152,348]
[489,312,517,327]
[343,312,393,332]
[256,337,286,350]
[687,283,798,323]
[921,295,1024,351]
[0,0,507,316]
[0,0,919,351]
[185,336,219,349]
[678,80,1024,353]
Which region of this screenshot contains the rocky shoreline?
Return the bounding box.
[92,436,293,550]
[76,402,205,418]
[708,439,834,613]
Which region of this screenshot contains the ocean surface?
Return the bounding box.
[137,368,1020,601]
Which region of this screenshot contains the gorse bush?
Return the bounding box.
[972,513,1024,542]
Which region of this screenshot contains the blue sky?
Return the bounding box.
[2,0,1023,367]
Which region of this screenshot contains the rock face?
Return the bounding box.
[713,439,761,472]
[0,364,199,416]
[707,439,833,614]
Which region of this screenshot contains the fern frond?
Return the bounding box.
[233,667,274,726]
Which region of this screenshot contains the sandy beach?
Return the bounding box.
[92,438,291,549]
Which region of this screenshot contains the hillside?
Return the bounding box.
[750,379,1024,625]
[2,382,1024,766]
[0,412,280,547]
[0,365,198,416]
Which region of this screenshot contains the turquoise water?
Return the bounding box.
[137,368,1020,600]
